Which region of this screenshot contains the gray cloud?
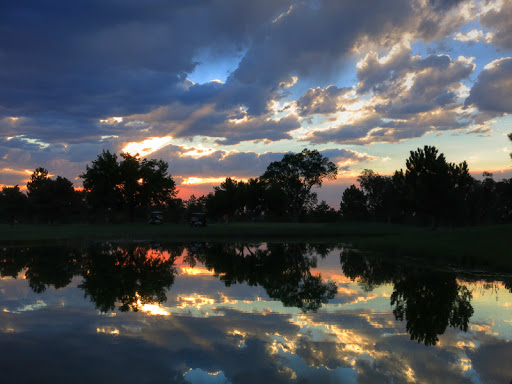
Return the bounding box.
[296,86,352,116]
[306,43,475,144]
[465,57,512,114]
[0,0,474,146]
[150,146,371,179]
[480,0,512,49]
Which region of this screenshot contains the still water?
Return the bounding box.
[0,242,511,383]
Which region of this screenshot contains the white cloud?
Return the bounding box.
[453,29,494,43]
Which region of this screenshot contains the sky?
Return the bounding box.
[1,0,511,205]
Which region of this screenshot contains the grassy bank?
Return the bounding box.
[0,221,407,244]
[0,222,510,269]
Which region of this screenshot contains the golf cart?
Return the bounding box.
[190,212,207,227]
[148,211,164,225]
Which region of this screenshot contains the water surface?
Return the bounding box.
[1,242,511,383]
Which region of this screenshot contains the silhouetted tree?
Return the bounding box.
[340,185,368,220]
[306,200,339,222]
[357,169,404,222]
[261,149,338,220]
[80,150,121,221]
[81,151,176,221]
[404,146,472,227]
[0,185,27,222]
[27,168,77,223]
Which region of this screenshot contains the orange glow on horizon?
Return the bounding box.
[181,176,249,186]
[0,183,28,191]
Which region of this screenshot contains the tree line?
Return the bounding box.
[1,143,511,225]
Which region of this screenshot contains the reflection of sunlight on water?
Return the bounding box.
[470,322,498,336]
[96,327,120,335]
[180,266,216,276]
[145,249,173,262]
[227,329,247,348]
[177,294,215,309]
[134,293,170,316]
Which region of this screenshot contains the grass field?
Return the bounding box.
[1,222,510,270]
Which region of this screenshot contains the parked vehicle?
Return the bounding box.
[190,212,206,227]
[148,211,164,225]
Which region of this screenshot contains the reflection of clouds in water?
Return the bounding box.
[13,300,46,313]
[267,332,358,383]
[2,245,512,383]
[184,368,231,384]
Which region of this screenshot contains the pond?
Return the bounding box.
[0,242,511,383]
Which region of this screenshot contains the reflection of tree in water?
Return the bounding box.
[340,248,474,346]
[186,242,337,312]
[0,243,180,312]
[79,243,179,312]
[0,246,80,293]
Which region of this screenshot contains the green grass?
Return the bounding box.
[351,224,512,271]
[1,222,511,270]
[0,221,402,244]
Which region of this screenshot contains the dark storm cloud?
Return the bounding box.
[0,0,290,120]
[465,57,512,114]
[0,0,474,148]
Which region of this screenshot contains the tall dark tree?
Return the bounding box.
[81,151,176,221]
[80,150,121,221]
[339,185,368,221]
[261,149,338,220]
[404,146,472,227]
[207,177,246,219]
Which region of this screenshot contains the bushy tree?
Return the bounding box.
[0,185,27,222]
[357,169,398,222]
[80,150,121,220]
[81,151,176,221]
[307,200,339,222]
[27,168,77,223]
[261,149,338,220]
[404,146,473,227]
[340,185,368,221]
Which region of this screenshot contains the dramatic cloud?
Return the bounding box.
[479,0,512,49]
[1,0,511,191]
[305,42,475,144]
[296,86,353,116]
[465,57,512,114]
[149,146,373,180]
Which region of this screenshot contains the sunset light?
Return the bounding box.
[181,176,248,185]
[122,136,174,157]
[2,1,512,383]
